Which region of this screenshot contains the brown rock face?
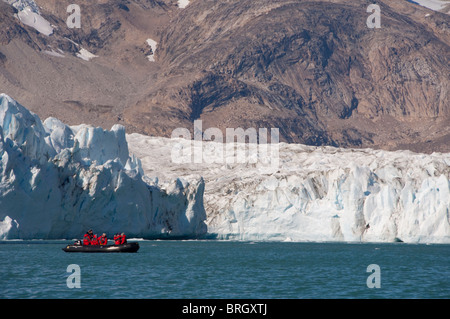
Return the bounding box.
[135,0,449,151]
[0,0,449,153]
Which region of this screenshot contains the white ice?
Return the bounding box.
[126,133,450,244]
[76,48,98,61]
[3,0,54,36]
[17,6,53,36]
[43,50,65,58]
[146,39,157,62]
[408,0,450,12]
[178,0,190,9]
[0,94,206,240]
[3,0,39,12]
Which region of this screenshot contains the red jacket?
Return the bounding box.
[114,234,121,245]
[83,233,93,245]
[114,234,127,245]
[91,235,99,245]
[98,236,108,245]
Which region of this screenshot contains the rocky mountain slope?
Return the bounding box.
[0,0,449,153]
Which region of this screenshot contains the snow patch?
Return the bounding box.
[4,0,54,36]
[3,0,39,12]
[407,0,450,12]
[43,49,65,58]
[146,39,157,62]
[16,7,53,36]
[178,0,190,9]
[76,48,98,61]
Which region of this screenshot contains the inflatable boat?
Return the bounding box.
[62,242,140,253]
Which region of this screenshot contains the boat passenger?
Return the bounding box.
[114,233,121,245]
[83,229,94,245]
[120,233,127,245]
[99,233,108,245]
[90,234,99,245]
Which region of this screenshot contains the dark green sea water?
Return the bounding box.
[0,241,448,299]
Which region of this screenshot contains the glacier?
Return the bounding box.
[1,93,448,243]
[0,94,207,239]
[126,133,450,244]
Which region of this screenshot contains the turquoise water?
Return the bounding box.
[0,241,448,299]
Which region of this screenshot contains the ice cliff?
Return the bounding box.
[127,134,450,243]
[1,93,448,243]
[0,94,207,239]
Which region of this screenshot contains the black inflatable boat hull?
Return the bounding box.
[63,242,139,253]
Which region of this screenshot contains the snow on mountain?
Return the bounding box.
[146,39,157,62]
[126,133,450,244]
[407,0,450,12]
[3,0,54,36]
[0,94,207,239]
[178,0,190,9]
[43,49,65,58]
[16,6,53,36]
[76,48,98,61]
[3,0,39,13]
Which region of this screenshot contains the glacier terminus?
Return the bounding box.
[0,94,449,243]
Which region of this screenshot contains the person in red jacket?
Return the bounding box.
[98,233,108,245]
[114,233,121,245]
[120,233,127,245]
[91,234,99,245]
[113,232,127,245]
[83,229,94,246]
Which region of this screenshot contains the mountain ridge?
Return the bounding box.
[0,0,449,153]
